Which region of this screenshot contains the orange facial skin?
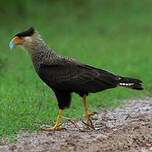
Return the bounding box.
[11,36,24,45]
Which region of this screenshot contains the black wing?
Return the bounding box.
[38,61,118,94]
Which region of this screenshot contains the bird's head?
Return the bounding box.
[9,27,39,50]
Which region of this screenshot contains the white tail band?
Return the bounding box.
[119,83,134,86]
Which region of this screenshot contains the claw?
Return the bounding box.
[88,112,95,117]
[42,125,64,131]
[86,113,94,126]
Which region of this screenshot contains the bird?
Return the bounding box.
[9,27,143,130]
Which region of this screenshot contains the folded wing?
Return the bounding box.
[38,60,118,94]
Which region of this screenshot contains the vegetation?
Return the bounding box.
[0,0,151,135]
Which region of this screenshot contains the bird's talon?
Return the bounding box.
[86,112,94,123]
[86,117,93,125]
[42,126,64,131]
[88,112,95,117]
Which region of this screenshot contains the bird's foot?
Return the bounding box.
[42,125,65,131]
[88,112,95,117]
[86,117,93,126]
[86,112,95,127]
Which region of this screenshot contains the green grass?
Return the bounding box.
[0,0,152,135]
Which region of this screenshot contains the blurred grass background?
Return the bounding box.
[0,0,151,135]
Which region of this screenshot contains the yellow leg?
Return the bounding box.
[43,109,63,131]
[83,95,94,125]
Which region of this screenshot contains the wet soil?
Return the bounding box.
[0,98,152,152]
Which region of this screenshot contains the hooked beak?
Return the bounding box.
[9,41,15,48]
[9,36,24,49]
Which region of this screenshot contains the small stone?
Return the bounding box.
[9,145,17,151]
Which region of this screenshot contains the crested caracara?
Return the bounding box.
[9,27,143,130]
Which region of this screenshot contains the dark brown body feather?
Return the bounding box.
[39,63,118,93]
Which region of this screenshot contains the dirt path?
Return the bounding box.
[0,98,152,152]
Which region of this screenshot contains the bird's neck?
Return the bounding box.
[24,38,58,71]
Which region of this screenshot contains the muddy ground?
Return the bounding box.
[0,98,152,152]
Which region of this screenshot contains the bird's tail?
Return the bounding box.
[118,77,143,90]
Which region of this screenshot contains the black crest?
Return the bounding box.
[15,27,35,37]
